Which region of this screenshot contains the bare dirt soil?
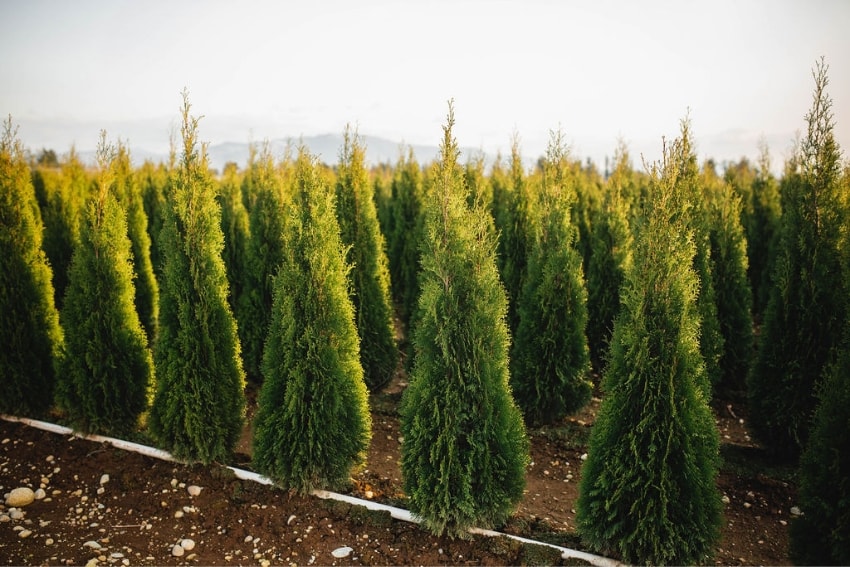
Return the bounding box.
[0,378,797,566]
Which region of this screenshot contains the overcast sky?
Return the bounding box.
[2,0,848,171]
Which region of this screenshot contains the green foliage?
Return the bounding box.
[586,141,634,371]
[0,116,63,416]
[725,145,782,319]
[702,170,753,395]
[400,102,529,537]
[678,126,724,392]
[577,131,722,566]
[387,147,425,332]
[56,133,154,436]
[138,160,169,278]
[334,126,398,392]
[148,92,246,464]
[789,322,850,565]
[113,143,159,343]
[748,58,847,459]
[35,149,91,310]
[491,136,533,336]
[217,160,250,320]
[252,147,371,494]
[236,143,287,384]
[510,129,592,425]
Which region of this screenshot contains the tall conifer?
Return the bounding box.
[748,58,847,458]
[510,130,592,425]
[0,117,63,416]
[56,133,154,436]
[148,92,246,464]
[577,132,722,566]
[400,102,528,536]
[334,126,398,392]
[252,147,371,493]
[113,142,159,343]
[237,143,287,384]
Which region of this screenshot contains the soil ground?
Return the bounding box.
[0,375,798,566]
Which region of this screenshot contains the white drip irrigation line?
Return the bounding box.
[2,414,623,567]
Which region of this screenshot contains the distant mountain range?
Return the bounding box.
[76,133,497,174]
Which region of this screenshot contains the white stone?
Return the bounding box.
[83,540,102,549]
[45,538,54,545]
[171,544,185,557]
[174,510,184,519]
[331,546,353,559]
[287,514,296,525]
[722,495,731,505]
[18,529,32,538]
[34,488,46,500]
[85,559,98,567]
[6,487,35,507]
[244,535,253,543]
[180,538,195,551]
[790,506,802,516]
[580,453,588,461]
[99,474,110,485]
[187,485,202,496]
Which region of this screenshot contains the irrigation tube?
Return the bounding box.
[2,414,622,567]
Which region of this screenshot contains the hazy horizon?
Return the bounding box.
[2,0,848,173]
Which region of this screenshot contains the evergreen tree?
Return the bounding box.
[217,160,250,319]
[703,170,753,395]
[138,160,169,278]
[113,142,159,343]
[334,126,398,392]
[36,148,91,310]
[679,123,724,391]
[510,129,592,425]
[148,92,246,464]
[586,141,634,371]
[400,102,529,537]
[748,58,847,458]
[252,147,371,494]
[387,147,425,332]
[236,143,287,384]
[789,318,850,565]
[492,135,533,336]
[0,116,63,416]
[56,133,154,436]
[577,133,722,566]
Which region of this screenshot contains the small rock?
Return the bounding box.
[83,540,102,549]
[721,495,731,504]
[743,502,752,509]
[45,538,54,545]
[34,488,46,500]
[9,508,24,520]
[85,559,98,567]
[0,514,9,523]
[99,474,110,485]
[364,490,374,499]
[187,485,202,496]
[790,506,802,516]
[171,544,185,557]
[18,529,32,538]
[580,453,588,461]
[180,538,195,551]
[174,510,184,519]
[6,487,35,507]
[110,553,124,559]
[332,546,353,559]
[244,535,253,543]
[287,514,296,525]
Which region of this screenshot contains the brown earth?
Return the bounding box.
[0,377,797,566]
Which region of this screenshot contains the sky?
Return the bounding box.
[2,0,849,173]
